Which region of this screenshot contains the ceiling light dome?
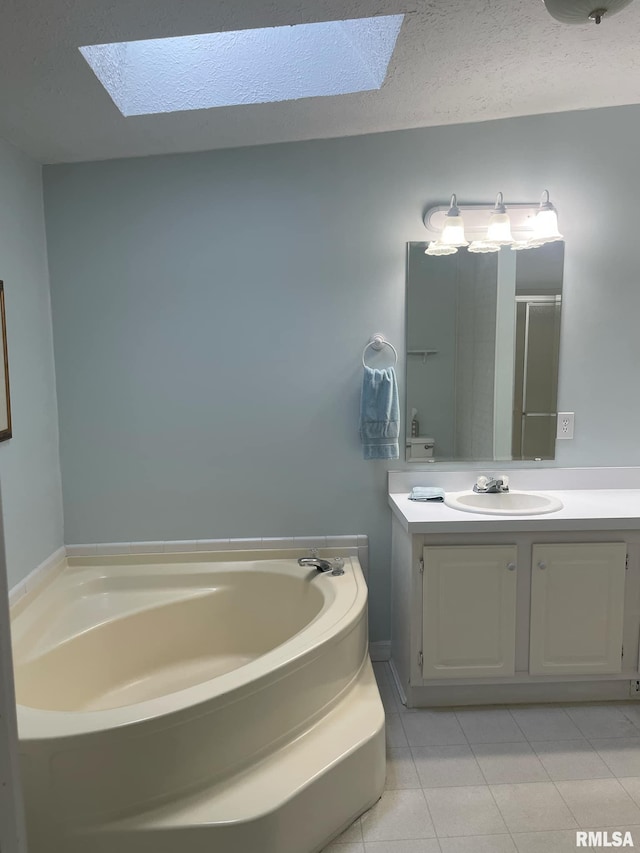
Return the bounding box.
[542,0,635,24]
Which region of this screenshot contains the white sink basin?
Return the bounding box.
[444,490,563,516]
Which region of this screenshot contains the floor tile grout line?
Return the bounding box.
[469,739,553,786]
[586,736,627,777]
[527,735,599,782]
[548,777,591,830]
[409,741,492,791]
[369,667,441,844]
[549,776,640,830]
[453,708,482,750]
[511,703,585,745]
[361,842,444,852]
[618,775,640,811]
[417,780,441,842]
[376,668,640,843]
[487,777,591,843]
[479,765,521,847]
[440,730,524,848]
[468,748,523,851]
[454,706,539,749]
[529,736,595,746]
[566,706,640,741]
[552,703,589,736]
[361,830,444,845]
[439,830,520,839]
[385,743,421,792]
[505,706,532,744]
[619,705,640,731]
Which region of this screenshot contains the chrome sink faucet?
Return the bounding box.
[298,549,345,576]
[473,474,510,494]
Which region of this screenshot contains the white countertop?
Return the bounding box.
[389,489,640,534]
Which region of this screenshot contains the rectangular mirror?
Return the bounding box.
[405,241,564,462]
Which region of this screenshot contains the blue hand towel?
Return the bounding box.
[359,366,399,460]
[409,486,445,502]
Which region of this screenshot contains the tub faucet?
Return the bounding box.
[473,475,510,494]
[298,551,345,576]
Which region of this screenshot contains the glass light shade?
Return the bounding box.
[486,212,514,245]
[440,216,468,247]
[468,241,501,254]
[510,240,537,250]
[425,241,458,256]
[531,207,563,244]
[542,0,634,24]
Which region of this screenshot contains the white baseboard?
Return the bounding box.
[388,657,408,706]
[8,546,66,607]
[401,678,640,707]
[369,641,391,662]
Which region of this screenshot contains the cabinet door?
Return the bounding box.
[422,545,517,680]
[529,543,626,676]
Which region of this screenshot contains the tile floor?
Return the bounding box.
[322,663,640,852]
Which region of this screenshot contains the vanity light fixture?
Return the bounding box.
[468,240,501,254]
[439,195,469,247]
[486,193,515,245]
[529,190,564,245]
[425,194,468,256]
[424,242,459,256]
[542,0,634,24]
[511,240,539,250]
[423,191,563,255]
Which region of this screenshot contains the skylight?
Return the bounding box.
[79,16,404,117]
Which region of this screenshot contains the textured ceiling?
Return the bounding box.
[3,0,640,163]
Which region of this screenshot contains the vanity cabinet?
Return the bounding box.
[419,541,626,683]
[422,545,517,679]
[389,503,640,707]
[529,542,626,676]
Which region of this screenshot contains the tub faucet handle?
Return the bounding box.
[297,555,345,576]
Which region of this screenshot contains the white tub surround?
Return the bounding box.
[65,534,370,578]
[389,468,640,708]
[8,547,66,608]
[11,550,384,853]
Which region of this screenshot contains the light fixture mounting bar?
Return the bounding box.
[423,203,541,241]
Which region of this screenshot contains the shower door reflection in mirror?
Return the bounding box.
[405,242,564,462]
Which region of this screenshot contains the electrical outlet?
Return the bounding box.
[556,412,575,439]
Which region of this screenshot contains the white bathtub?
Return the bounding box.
[11,550,385,853]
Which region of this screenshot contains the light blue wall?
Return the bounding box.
[43,104,640,640]
[0,139,63,588]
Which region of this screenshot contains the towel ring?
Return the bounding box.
[362,334,398,368]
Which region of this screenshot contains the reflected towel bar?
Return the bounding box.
[362,335,398,368]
